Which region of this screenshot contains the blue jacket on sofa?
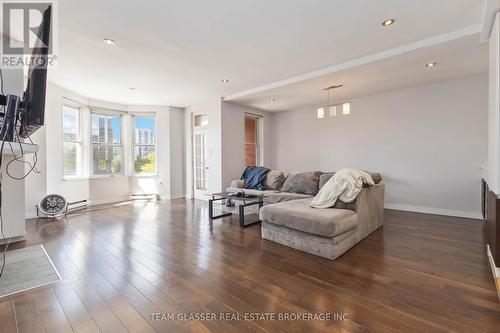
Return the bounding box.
[241,166,270,191]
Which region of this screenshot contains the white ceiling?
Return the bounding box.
[48,0,486,107]
[226,34,488,111]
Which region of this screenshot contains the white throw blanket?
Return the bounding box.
[310,169,374,209]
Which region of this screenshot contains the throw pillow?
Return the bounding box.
[319,172,334,189]
[265,170,286,190]
[281,171,322,195]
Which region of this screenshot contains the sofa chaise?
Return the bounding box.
[227,170,384,260]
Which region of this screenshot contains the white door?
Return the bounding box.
[193,115,209,199]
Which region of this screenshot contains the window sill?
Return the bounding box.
[89,174,128,179]
[63,174,157,180]
[63,176,87,181]
[130,173,158,178]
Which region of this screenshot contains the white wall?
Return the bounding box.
[221,101,273,188]
[269,74,488,219]
[1,68,30,239]
[489,13,500,195]
[24,83,185,216]
[1,69,23,95]
[6,67,47,217]
[24,125,47,217]
[168,107,186,199]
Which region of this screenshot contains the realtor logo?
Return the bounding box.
[1,0,57,68]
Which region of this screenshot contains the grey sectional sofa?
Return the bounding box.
[227,170,385,260]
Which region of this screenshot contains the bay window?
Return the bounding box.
[63,108,158,177]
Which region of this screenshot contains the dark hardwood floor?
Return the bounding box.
[0,199,499,333]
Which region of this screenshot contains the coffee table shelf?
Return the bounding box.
[208,192,264,227]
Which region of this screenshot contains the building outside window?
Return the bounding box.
[62,105,81,177]
[91,112,122,175]
[133,115,156,174]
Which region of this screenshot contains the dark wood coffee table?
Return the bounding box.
[208,192,264,227]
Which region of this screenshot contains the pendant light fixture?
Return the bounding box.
[317,85,351,118]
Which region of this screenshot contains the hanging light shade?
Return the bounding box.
[316,84,350,118]
[342,102,351,115]
[330,105,337,117]
[317,107,325,119]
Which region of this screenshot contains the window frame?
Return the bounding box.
[90,110,124,177]
[62,104,83,179]
[131,113,157,177]
[244,113,263,167]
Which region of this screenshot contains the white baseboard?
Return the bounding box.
[384,203,483,220]
[25,212,37,219]
[159,194,185,200]
[90,196,131,206]
[0,235,25,245]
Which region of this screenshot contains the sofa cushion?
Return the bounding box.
[368,172,382,184]
[230,179,244,188]
[265,170,286,190]
[319,172,334,189]
[264,192,313,205]
[280,171,322,195]
[226,187,279,196]
[260,198,358,238]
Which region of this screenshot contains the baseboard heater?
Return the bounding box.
[130,193,159,201]
[67,199,91,212]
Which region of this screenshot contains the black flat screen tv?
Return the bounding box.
[19,5,51,138]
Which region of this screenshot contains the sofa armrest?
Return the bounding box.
[354,183,385,240]
[230,179,244,189]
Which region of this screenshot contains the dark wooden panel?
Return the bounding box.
[244,116,258,166]
[487,189,500,265]
[482,178,487,219]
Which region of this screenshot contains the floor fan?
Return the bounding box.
[37,194,68,218]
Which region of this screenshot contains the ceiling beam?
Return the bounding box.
[224,25,482,101]
[480,0,500,43]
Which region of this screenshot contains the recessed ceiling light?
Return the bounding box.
[222,79,229,83]
[129,87,136,90]
[382,18,395,26]
[103,38,116,46]
[425,62,437,68]
[268,98,276,103]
